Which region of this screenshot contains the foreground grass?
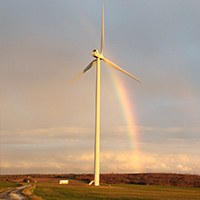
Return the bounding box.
[33,183,200,200]
[22,185,43,200]
[0,182,21,192]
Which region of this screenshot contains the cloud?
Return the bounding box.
[177,164,192,172]
[106,125,200,149]
[1,126,93,144]
[136,153,200,174]
[1,125,199,174]
[1,149,200,174]
[108,125,200,134]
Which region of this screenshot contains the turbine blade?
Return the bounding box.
[83,59,97,73]
[66,59,97,86]
[100,4,104,54]
[102,57,141,83]
[65,72,84,86]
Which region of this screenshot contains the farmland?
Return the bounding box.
[32,183,200,200]
[1,173,200,200]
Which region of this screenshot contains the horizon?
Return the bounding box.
[1,172,200,176]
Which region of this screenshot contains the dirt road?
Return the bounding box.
[0,185,30,200]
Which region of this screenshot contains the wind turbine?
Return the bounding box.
[66,4,141,186]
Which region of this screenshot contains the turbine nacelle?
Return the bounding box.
[92,49,104,59]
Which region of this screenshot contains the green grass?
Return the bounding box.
[0,182,21,192]
[33,183,200,200]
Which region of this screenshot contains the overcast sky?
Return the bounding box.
[1,0,200,175]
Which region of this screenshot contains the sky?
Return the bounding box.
[1,0,200,175]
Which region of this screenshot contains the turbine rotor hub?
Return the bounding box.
[92,49,104,59]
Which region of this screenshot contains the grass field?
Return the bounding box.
[32,180,200,200]
[0,182,21,193]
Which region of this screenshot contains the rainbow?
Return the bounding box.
[107,67,142,173]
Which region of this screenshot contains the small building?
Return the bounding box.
[59,180,69,184]
[23,176,33,183]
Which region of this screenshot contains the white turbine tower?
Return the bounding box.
[66,4,141,186]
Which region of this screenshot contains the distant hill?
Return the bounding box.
[75,173,200,188]
[1,173,200,188]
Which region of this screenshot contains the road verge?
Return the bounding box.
[22,185,43,200]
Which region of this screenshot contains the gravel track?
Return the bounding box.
[0,185,30,200]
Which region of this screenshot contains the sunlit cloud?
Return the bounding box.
[1,150,199,174]
[1,125,200,174]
